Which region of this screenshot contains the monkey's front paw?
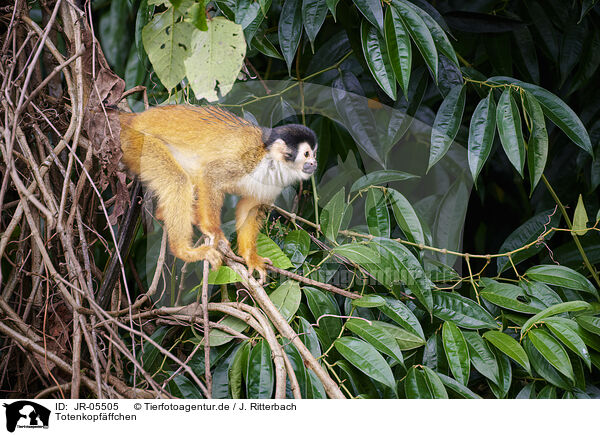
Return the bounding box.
[244,254,271,284]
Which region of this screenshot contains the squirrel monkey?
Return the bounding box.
[119,105,317,281]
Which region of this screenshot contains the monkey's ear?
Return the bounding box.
[267,139,291,162]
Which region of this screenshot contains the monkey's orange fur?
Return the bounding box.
[119,105,272,273]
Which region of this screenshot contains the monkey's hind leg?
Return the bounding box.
[235,197,272,283]
[193,180,231,254]
[139,136,221,267]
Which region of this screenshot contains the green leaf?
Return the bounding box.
[576,315,600,336]
[372,320,425,350]
[378,297,424,338]
[302,0,327,49]
[520,301,592,337]
[268,280,301,321]
[463,331,500,385]
[187,2,208,31]
[442,321,470,385]
[298,317,322,358]
[522,91,548,192]
[365,189,390,238]
[467,91,496,183]
[332,243,385,284]
[537,385,557,399]
[320,187,347,242]
[545,317,591,369]
[496,88,526,176]
[139,326,171,374]
[278,0,303,74]
[387,188,425,245]
[524,337,572,390]
[422,334,446,372]
[168,373,203,398]
[346,319,405,366]
[371,238,433,312]
[496,209,561,273]
[525,265,598,298]
[246,340,274,398]
[303,287,342,347]
[234,0,259,29]
[228,342,249,398]
[436,373,482,398]
[256,233,293,269]
[572,194,589,236]
[361,20,397,100]
[352,0,384,31]
[487,347,512,398]
[521,281,563,308]
[420,366,449,398]
[282,341,308,398]
[405,366,448,398]
[528,329,574,382]
[391,0,438,81]
[335,360,377,398]
[516,382,536,399]
[135,0,151,65]
[384,7,411,95]
[335,337,395,389]
[425,258,461,282]
[282,230,310,268]
[350,170,418,193]
[252,33,283,60]
[483,330,531,374]
[242,0,271,43]
[211,343,241,398]
[326,0,339,20]
[489,77,593,155]
[201,316,248,346]
[428,85,466,171]
[433,291,498,329]
[142,8,194,90]
[208,266,242,285]
[480,282,542,314]
[184,17,246,101]
[352,294,386,308]
[405,1,458,67]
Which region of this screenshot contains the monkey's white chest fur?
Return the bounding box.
[236,158,303,204]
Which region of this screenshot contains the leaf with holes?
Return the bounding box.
[142,8,194,90]
[184,17,246,101]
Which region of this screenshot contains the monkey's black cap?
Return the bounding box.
[262,124,318,160]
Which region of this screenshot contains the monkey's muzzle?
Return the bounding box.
[303,159,317,174]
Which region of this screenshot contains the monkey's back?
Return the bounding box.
[120,105,266,181]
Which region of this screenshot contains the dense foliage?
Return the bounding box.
[1,0,599,399]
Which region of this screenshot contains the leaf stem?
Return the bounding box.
[541,174,600,288]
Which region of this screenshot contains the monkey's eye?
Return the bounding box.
[304,151,310,157]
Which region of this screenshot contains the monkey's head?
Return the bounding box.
[263,124,318,181]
